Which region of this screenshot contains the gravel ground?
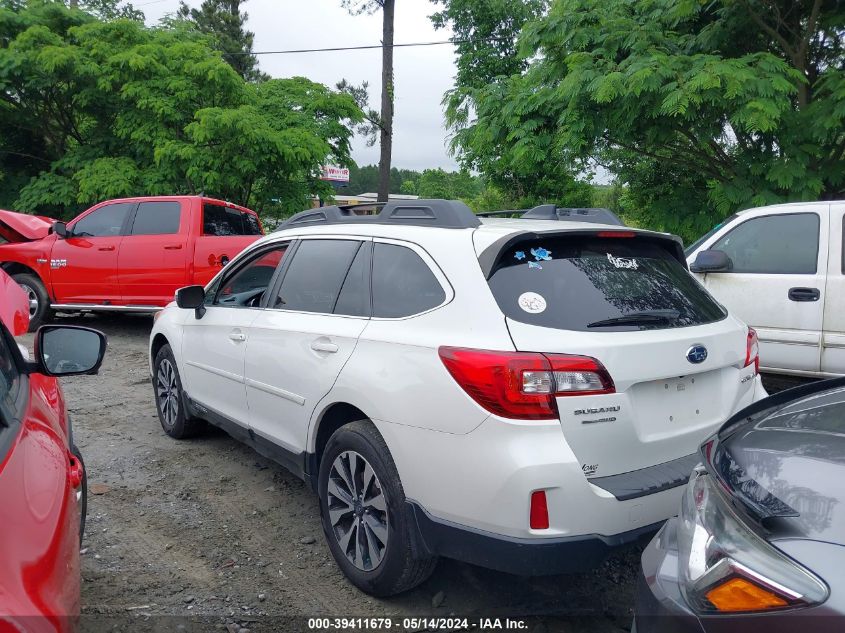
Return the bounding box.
[17,314,811,632]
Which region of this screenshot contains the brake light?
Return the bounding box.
[438,347,615,420]
[745,328,759,374]
[596,231,636,238]
[529,490,550,529]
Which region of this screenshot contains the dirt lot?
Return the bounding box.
[18,315,807,633]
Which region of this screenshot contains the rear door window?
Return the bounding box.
[487,236,726,331]
[131,201,182,235]
[372,243,446,318]
[710,213,820,274]
[274,239,362,313]
[334,242,370,317]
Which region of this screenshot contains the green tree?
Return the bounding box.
[177,0,266,82]
[0,0,361,217]
[430,0,593,210]
[342,0,395,202]
[452,0,845,242]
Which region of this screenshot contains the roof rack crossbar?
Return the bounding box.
[477,205,624,226]
[276,199,481,231]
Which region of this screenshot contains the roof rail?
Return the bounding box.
[477,205,625,226]
[276,199,481,231]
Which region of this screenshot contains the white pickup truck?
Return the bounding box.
[686,200,844,378]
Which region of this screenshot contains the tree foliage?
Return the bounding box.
[439,0,845,242]
[0,0,362,217]
[176,0,266,82]
[430,0,592,209]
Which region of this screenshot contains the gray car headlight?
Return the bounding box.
[677,466,828,614]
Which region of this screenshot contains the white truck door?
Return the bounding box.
[694,207,828,375]
[822,203,845,376]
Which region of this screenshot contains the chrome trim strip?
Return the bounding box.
[51,304,163,313]
[185,360,244,384]
[245,377,306,406]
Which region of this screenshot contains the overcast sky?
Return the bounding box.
[137,0,460,172]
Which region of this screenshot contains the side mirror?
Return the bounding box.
[34,325,107,377]
[176,285,206,319]
[54,222,69,238]
[690,249,732,273]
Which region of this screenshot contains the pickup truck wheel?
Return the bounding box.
[318,420,437,596]
[12,273,52,332]
[153,344,205,439]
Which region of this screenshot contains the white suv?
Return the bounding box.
[149,200,767,596]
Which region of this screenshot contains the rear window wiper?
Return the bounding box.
[587,309,680,328]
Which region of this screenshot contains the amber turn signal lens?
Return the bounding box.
[706,577,789,612]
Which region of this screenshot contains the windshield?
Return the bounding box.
[487,235,726,332]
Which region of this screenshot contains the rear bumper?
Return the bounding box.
[409,501,662,575]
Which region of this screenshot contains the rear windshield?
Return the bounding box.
[487,236,726,331]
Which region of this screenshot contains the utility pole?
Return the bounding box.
[377,0,394,202]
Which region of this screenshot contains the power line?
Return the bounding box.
[240,40,458,57]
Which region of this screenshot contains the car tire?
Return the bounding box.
[71,444,87,544]
[153,344,204,439]
[12,273,52,332]
[318,420,437,596]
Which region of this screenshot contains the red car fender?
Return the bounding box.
[0,374,81,632]
[0,271,30,335]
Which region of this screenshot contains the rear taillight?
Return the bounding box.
[745,328,759,375]
[438,347,615,420]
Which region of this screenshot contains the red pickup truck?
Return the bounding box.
[0,196,264,330]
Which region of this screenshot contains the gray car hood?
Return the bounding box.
[716,385,845,546]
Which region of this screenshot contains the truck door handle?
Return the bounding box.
[164,244,183,250]
[98,245,115,252]
[788,287,820,302]
[228,330,247,342]
[311,340,339,354]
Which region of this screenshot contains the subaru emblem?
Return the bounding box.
[686,344,708,364]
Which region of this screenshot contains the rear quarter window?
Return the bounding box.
[372,243,446,318]
[487,235,726,331]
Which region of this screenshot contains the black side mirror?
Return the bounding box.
[690,249,732,273]
[54,221,69,238]
[176,285,206,319]
[34,325,107,377]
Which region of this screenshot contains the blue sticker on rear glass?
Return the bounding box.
[514,250,526,261]
[528,261,543,270]
[531,247,552,261]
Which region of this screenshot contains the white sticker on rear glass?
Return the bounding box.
[518,292,547,314]
[607,253,638,270]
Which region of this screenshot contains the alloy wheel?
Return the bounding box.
[327,450,389,571]
[156,358,179,427]
[19,283,38,318]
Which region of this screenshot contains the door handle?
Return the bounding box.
[98,245,116,252]
[228,330,247,342]
[164,244,183,250]
[311,340,339,354]
[788,287,820,302]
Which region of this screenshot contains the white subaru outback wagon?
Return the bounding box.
[149,200,767,596]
